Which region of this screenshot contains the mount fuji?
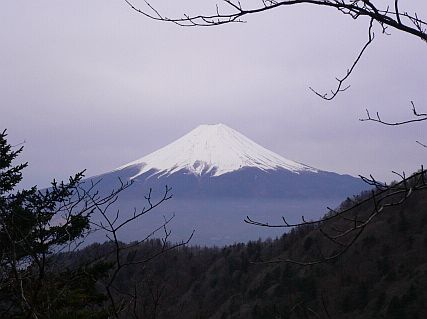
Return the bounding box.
[88,124,368,245]
[117,123,317,178]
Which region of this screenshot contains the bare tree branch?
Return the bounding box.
[416,140,427,148]
[122,1,426,103]
[360,101,427,125]
[123,0,427,43]
[309,18,374,100]
[247,167,427,266]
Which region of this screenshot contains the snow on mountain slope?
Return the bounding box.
[116,124,318,179]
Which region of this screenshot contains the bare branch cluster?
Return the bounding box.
[309,17,374,100]
[86,184,194,318]
[360,101,427,126]
[123,1,426,103]
[124,0,427,43]
[360,101,427,146]
[245,166,427,266]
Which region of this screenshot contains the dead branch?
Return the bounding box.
[123,0,427,43]
[84,184,193,318]
[360,101,427,125]
[309,18,374,100]
[247,166,427,265]
[122,0,426,102]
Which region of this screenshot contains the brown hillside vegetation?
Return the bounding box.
[59,176,427,319]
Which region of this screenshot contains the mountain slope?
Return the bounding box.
[86,124,369,245]
[98,123,366,200]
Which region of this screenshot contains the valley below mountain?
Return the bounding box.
[61,177,427,319]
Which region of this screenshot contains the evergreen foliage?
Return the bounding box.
[0,130,110,318]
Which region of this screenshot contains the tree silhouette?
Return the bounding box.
[0,129,192,318]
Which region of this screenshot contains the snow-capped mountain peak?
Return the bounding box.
[116,124,317,178]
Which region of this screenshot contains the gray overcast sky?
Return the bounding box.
[1,1,426,189]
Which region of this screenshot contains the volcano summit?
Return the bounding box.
[117,123,317,178]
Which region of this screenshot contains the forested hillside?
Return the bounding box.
[58,182,427,318]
